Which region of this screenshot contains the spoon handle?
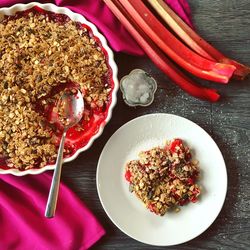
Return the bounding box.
[45,129,67,218]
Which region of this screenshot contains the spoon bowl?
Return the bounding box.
[57,88,84,128]
[45,88,84,218]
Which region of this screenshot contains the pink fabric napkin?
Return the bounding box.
[0,173,105,250]
[0,0,193,55]
[0,1,192,249]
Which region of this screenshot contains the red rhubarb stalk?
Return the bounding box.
[147,0,215,61]
[147,0,250,79]
[118,0,235,84]
[103,0,220,102]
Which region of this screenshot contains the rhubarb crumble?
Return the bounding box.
[0,7,113,170]
[125,139,201,216]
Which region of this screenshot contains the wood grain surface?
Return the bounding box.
[61,1,250,249]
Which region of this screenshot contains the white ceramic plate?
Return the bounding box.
[0,2,118,176]
[96,113,227,246]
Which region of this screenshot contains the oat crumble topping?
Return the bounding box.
[0,9,112,170]
[125,139,201,216]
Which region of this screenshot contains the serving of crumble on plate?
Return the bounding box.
[125,139,201,216]
[97,113,227,246]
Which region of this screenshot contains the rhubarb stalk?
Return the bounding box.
[103,0,220,102]
[147,0,250,79]
[118,0,235,84]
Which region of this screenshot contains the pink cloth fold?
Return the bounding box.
[0,1,192,249]
[0,173,105,250]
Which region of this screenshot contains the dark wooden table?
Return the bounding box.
[62,1,250,249]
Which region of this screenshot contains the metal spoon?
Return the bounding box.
[45,88,84,218]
